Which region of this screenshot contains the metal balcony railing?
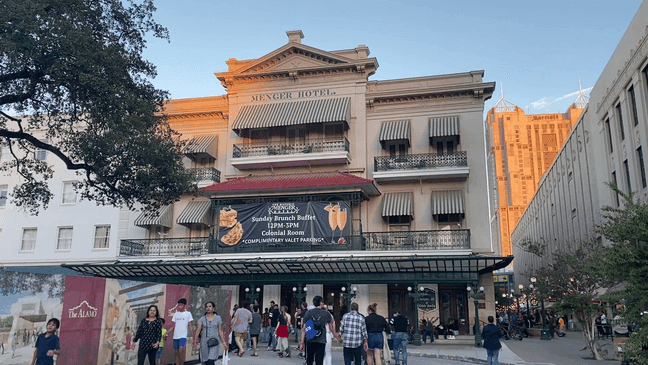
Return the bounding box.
[120,237,210,256]
[187,167,221,183]
[119,230,469,257]
[374,151,467,171]
[363,229,470,250]
[232,137,349,158]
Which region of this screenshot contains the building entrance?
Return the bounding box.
[388,284,416,331]
[438,285,469,335]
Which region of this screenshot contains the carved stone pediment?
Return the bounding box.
[238,45,353,75]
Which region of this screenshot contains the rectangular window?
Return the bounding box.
[93,225,110,249]
[61,182,77,204]
[21,228,37,251]
[605,119,613,153]
[56,227,73,250]
[638,146,647,188]
[624,159,632,192]
[616,104,625,140]
[629,85,639,126]
[612,171,619,207]
[0,143,10,162]
[34,140,47,161]
[0,185,7,207]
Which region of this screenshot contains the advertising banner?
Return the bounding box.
[218,201,351,247]
[59,276,106,365]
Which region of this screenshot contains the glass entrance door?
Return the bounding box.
[438,285,469,334]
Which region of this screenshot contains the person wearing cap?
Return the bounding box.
[389,310,409,365]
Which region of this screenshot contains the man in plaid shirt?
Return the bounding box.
[339,302,368,365]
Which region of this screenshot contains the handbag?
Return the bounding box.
[206,317,219,347]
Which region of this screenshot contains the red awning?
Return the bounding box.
[201,172,380,197]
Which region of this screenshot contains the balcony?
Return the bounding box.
[120,237,210,256]
[187,167,220,187]
[118,229,470,257]
[373,152,469,182]
[363,229,470,250]
[231,137,351,170]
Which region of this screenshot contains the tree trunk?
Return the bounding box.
[580,316,604,361]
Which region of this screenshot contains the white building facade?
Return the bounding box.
[512,2,648,282]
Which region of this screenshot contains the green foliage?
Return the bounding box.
[599,184,648,364]
[0,0,193,214]
[0,316,14,328]
[0,268,65,298]
[522,238,609,360]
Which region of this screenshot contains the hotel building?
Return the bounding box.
[2,31,508,334]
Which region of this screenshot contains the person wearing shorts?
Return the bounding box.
[364,303,389,365]
[170,298,194,365]
[231,301,252,357]
[249,305,262,356]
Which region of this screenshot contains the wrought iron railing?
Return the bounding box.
[232,137,349,158]
[119,230,469,257]
[120,237,210,256]
[363,229,470,250]
[374,151,467,171]
[187,167,221,183]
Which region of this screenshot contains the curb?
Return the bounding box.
[407,351,522,365]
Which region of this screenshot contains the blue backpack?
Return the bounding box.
[304,312,324,341]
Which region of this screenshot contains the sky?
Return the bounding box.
[142,0,643,115]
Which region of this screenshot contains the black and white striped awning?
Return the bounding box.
[429,116,460,138]
[134,205,174,228]
[381,192,414,217]
[176,201,212,227]
[431,190,465,215]
[379,120,410,146]
[232,97,351,131]
[183,135,218,159]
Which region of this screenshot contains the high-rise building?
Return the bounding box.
[486,90,586,257]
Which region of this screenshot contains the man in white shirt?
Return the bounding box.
[170,298,194,365]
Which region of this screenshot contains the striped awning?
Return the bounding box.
[232,97,351,130]
[431,190,464,215]
[134,205,174,228]
[429,116,460,138]
[381,192,414,217]
[379,120,410,146]
[177,201,212,227]
[183,135,217,159]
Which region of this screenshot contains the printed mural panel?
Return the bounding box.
[0,275,230,365]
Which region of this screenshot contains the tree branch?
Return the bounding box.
[0,129,94,172]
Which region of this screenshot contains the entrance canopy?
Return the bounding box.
[63,254,512,287]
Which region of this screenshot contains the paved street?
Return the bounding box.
[505,332,620,365]
[0,333,625,365]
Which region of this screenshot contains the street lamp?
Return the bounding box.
[407,284,425,346]
[245,286,261,304]
[530,277,551,340]
[340,284,358,310]
[467,285,485,348]
[293,285,307,342]
[292,285,308,305]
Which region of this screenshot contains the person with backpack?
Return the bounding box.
[299,296,342,365]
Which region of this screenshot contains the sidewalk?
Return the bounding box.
[288,335,529,365]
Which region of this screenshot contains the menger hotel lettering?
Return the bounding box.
[250,89,336,102]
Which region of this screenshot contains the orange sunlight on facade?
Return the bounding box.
[487,99,584,257]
